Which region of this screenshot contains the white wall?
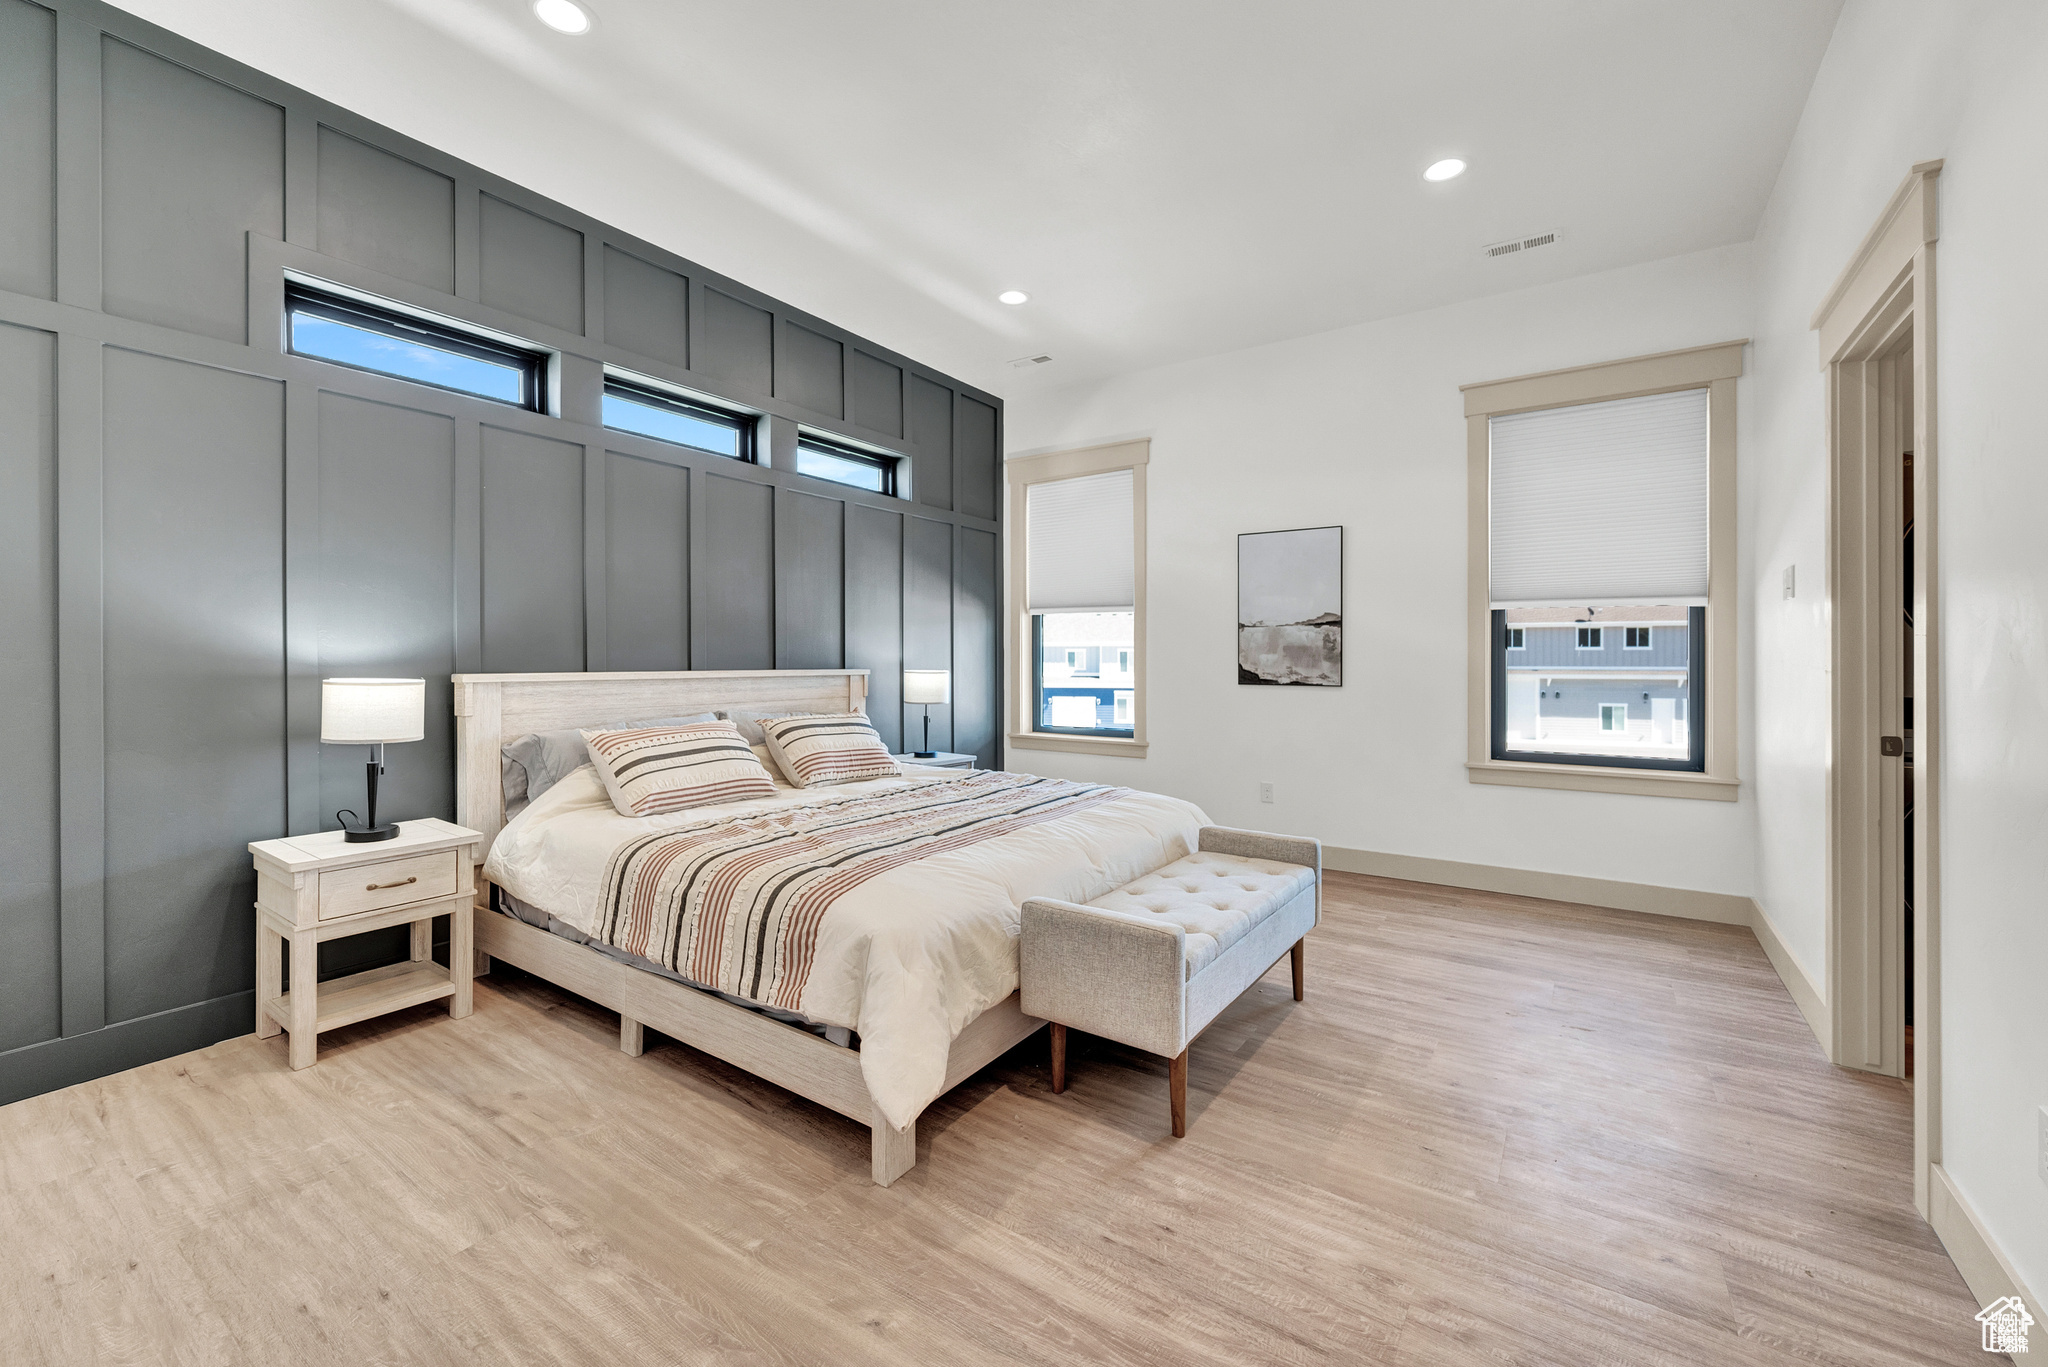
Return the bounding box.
[1004,244,1757,896]
[1744,0,2048,1309]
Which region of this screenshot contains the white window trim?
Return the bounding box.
[1505,628,1525,649]
[1006,439,1149,758]
[1576,627,1603,650]
[1623,627,1653,650]
[1464,341,1743,801]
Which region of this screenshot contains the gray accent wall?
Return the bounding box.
[0,0,1002,1105]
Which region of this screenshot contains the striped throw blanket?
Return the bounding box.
[592,771,1129,1010]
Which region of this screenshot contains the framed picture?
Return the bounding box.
[1238,525,1342,686]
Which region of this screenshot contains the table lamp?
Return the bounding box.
[321,678,425,842]
[903,669,950,758]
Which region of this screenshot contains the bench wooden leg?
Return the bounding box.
[1050,1022,1067,1094]
[1169,1048,1188,1138]
[1292,937,1305,1002]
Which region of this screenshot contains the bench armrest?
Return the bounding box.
[1197,826,1322,925]
[1020,898,1187,1058]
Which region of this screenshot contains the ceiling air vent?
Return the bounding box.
[1481,229,1563,260]
[1008,354,1053,369]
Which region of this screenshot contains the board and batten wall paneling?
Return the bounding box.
[694,472,777,669]
[955,527,999,767]
[698,288,775,397]
[0,0,998,1106]
[0,323,59,1053]
[601,247,689,370]
[99,37,282,344]
[478,193,585,336]
[101,348,284,1023]
[0,0,56,301]
[956,395,1000,522]
[846,503,905,752]
[482,426,587,673]
[315,126,455,294]
[905,516,954,752]
[775,489,846,669]
[605,451,691,670]
[907,374,954,512]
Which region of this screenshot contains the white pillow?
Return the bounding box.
[581,720,776,817]
[760,713,900,788]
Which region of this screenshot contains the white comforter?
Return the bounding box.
[484,764,1208,1129]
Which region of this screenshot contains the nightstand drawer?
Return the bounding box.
[317,850,459,921]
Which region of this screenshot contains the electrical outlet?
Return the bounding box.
[2038,1105,2048,1186]
[1258,782,1275,805]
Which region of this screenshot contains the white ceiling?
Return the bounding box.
[116,0,1843,396]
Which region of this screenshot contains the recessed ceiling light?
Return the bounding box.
[998,290,1029,305]
[1423,158,1467,183]
[533,0,593,34]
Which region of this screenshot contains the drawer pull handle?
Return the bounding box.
[366,875,418,891]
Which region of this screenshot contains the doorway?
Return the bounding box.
[1815,159,1940,1215]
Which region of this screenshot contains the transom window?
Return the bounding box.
[796,435,898,495]
[286,283,546,410]
[602,379,753,459]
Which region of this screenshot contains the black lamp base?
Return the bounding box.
[344,823,399,843]
[912,751,939,759]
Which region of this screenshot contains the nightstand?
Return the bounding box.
[892,751,977,769]
[248,818,484,1069]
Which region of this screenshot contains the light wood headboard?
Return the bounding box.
[452,669,869,858]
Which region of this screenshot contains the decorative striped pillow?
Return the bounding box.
[760,713,901,788]
[581,720,777,817]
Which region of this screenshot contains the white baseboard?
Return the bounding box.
[1322,846,1754,925]
[1931,1164,2044,1356]
[1749,905,1831,1057]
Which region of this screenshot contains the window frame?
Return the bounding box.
[1463,341,1743,801]
[794,432,899,496]
[285,282,548,411]
[1576,626,1603,650]
[1031,615,1135,740]
[1504,627,1524,650]
[1006,439,1149,760]
[601,377,757,462]
[1624,626,1653,650]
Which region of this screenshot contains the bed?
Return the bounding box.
[453,668,1205,1184]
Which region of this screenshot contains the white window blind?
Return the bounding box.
[1489,387,1709,607]
[1026,469,1134,612]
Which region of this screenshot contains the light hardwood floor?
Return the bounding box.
[0,873,1993,1366]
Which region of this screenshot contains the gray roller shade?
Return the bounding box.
[1489,387,1710,608]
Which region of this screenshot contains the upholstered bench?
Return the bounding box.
[1019,826,1320,1137]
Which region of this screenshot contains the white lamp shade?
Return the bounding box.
[903,669,951,705]
[320,678,426,744]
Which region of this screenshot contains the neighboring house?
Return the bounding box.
[1503,606,1691,758]
[1038,612,1136,731]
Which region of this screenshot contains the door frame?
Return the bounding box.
[1812,160,1941,1214]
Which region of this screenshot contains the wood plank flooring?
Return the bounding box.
[0,873,1994,1365]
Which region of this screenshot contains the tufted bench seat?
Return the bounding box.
[1020,826,1320,1137]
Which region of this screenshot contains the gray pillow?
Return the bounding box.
[502,712,718,813]
[718,707,815,747]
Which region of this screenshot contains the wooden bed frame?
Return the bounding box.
[452,668,1043,1186]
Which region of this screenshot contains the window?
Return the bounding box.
[1465,341,1742,799]
[796,435,898,495]
[286,283,545,409]
[1008,440,1148,756]
[602,379,752,459]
